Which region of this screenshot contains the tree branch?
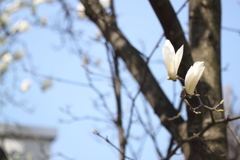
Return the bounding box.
[149,0,193,79]
[80,0,184,142]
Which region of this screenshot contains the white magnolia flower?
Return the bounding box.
[40,17,48,26]
[13,50,25,60]
[0,62,8,74]
[0,13,9,27]
[10,20,30,34]
[41,79,53,91]
[162,39,183,81]
[94,58,101,66]
[20,79,31,92]
[99,0,110,9]
[0,36,6,45]
[185,61,205,95]
[95,29,102,41]
[1,53,13,63]
[76,3,86,19]
[5,0,26,14]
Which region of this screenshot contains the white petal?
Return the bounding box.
[191,62,205,88]
[193,61,204,70]
[21,79,31,92]
[10,20,30,34]
[0,13,9,26]
[77,3,85,12]
[164,40,175,53]
[76,3,86,19]
[162,42,175,77]
[41,79,53,90]
[13,50,25,60]
[6,0,26,14]
[2,53,13,63]
[185,61,205,94]
[185,66,195,94]
[174,45,183,74]
[0,62,8,73]
[99,0,110,8]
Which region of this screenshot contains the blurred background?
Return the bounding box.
[0,0,240,160]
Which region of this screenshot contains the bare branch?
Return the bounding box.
[227,124,240,145]
[93,130,134,160]
[164,115,240,160]
[81,0,184,144]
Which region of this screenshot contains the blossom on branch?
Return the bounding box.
[162,39,183,81]
[5,0,26,14]
[76,3,86,19]
[185,61,205,95]
[20,79,31,92]
[10,20,30,34]
[99,0,110,9]
[1,53,13,64]
[13,50,25,60]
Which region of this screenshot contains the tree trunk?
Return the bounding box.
[188,0,227,159]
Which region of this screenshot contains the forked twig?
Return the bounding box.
[93,130,134,160]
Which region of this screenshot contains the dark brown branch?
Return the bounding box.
[81,0,184,143]
[164,115,240,160]
[149,0,193,79]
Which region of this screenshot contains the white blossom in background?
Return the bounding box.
[40,17,48,26]
[76,3,86,19]
[82,55,90,66]
[162,39,183,81]
[0,62,8,74]
[13,50,25,60]
[10,20,30,34]
[185,61,205,95]
[20,79,31,92]
[95,29,102,41]
[0,37,6,45]
[1,53,13,64]
[94,58,102,66]
[99,0,110,9]
[0,13,9,27]
[5,0,26,14]
[41,79,52,91]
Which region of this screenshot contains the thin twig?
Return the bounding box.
[93,130,134,160]
[176,0,189,14]
[163,115,240,160]
[227,124,240,145]
[23,67,89,87]
[135,105,163,158]
[222,26,240,34]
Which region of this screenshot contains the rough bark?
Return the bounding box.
[148,1,194,157]
[149,0,227,159]
[188,0,227,159]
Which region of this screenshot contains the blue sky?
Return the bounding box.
[1,0,240,160]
